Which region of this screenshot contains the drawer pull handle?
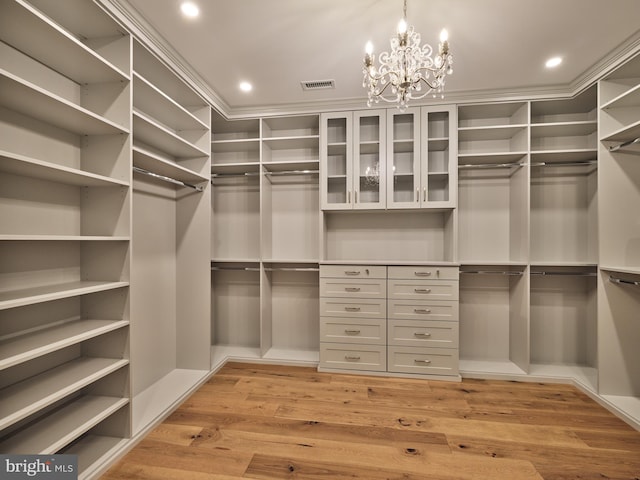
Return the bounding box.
[414,288,431,294]
[414,271,432,277]
[345,355,361,361]
[345,270,361,276]
[414,332,432,338]
[414,308,431,314]
[345,287,361,292]
[414,359,432,364]
[345,307,361,312]
[345,329,361,335]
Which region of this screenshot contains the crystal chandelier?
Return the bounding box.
[363,0,453,110]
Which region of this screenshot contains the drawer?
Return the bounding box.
[388,266,459,280]
[320,298,386,319]
[320,343,386,372]
[387,279,458,301]
[388,299,458,322]
[320,278,386,299]
[388,320,458,348]
[388,346,459,376]
[320,317,386,345]
[320,265,386,279]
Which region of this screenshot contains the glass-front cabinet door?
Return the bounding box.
[421,104,457,208]
[321,112,352,210]
[353,109,386,209]
[386,107,421,208]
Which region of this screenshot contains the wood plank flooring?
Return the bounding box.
[102,362,640,480]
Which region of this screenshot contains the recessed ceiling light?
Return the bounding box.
[180,2,199,18]
[239,81,253,92]
[545,56,563,68]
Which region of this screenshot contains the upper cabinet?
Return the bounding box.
[320,110,386,210]
[321,105,456,211]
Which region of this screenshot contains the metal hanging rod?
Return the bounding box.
[460,270,524,276]
[211,171,260,178]
[609,276,640,286]
[133,166,204,192]
[211,266,260,271]
[609,137,640,153]
[458,163,526,170]
[531,271,596,277]
[530,160,597,168]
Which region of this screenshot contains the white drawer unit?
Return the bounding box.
[320,298,386,318]
[319,263,459,379]
[388,320,459,348]
[320,343,386,372]
[388,299,459,322]
[320,278,386,299]
[320,317,386,345]
[387,279,458,301]
[388,346,459,375]
[388,266,459,281]
[320,265,387,279]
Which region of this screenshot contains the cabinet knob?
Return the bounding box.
[413,308,431,314]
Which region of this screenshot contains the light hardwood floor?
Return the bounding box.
[103,362,640,479]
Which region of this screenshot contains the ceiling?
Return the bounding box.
[108,0,640,117]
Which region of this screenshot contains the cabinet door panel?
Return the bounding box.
[387,108,421,209]
[321,112,352,210]
[353,110,386,209]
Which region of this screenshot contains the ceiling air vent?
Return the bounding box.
[301,79,335,91]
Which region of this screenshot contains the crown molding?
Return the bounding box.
[97,0,640,120]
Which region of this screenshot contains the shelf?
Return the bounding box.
[530,121,597,137]
[0,319,130,371]
[132,110,208,158]
[0,69,128,136]
[601,83,640,110]
[262,160,320,173]
[211,138,260,153]
[600,265,640,276]
[133,72,207,131]
[0,281,129,311]
[0,150,129,187]
[392,139,416,153]
[0,0,129,84]
[0,235,129,241]
[262,135,319,150]
[64,434,129,479]
[458,124,527,141]
[601,119,640,143]
[428,138,449,151]
[0,395,128,454]
[0,356,128,430]
[133,145,208,184]
[211,162,260,176]
[530,149,597,163]
[457,152,527,165]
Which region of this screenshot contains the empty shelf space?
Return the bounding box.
[133,72,207,131]
[529,149,597,162]
[601,83,640,110]
[0,281,130,311]
[530,120,597,137]
[133,110,208,158]
[457,152,527,165]
[459,359,527,376]
[601,119,640,143]
[211,138,260,153]
[0,0,129,84]
[0,150,129,187]
[458,124,527,141]
[0,319,129,371]
[0,395,128,454]
[0,69,128,136]
[211,163,261,176]
[262,135,320,150]
[63,434,129,478]
[0,356,129,430]
[133,146,208,184]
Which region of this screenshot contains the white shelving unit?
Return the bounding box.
[130,39,211,439]
[0,1,132,475]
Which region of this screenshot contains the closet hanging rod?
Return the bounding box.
[458,163,526,170]
[211,171,260,178]
[531,271,596,276]
[133,166,204,192]
[530,160,597,167]
[460,270,524,275]
[263,169,319,176]
[609,276,640,286]
[609,137,640,152]
[211,266,260,271]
